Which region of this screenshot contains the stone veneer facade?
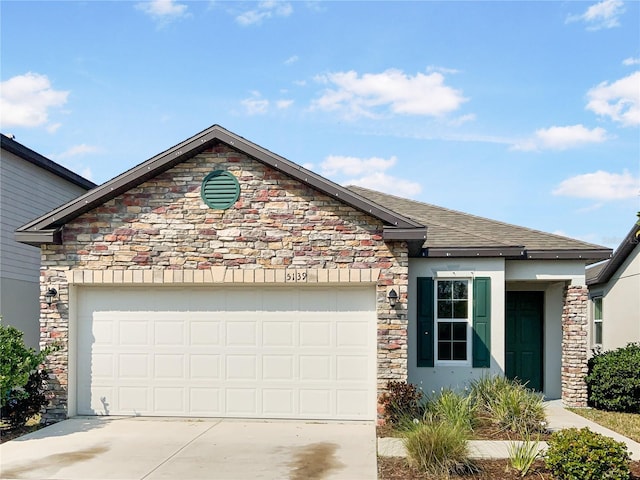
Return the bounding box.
[561,285,589,407]
[39,143,409,422]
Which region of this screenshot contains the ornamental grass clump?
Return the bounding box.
[469,375,547,435]
[425,388,476,433]
[507,429,542,477]
[545,427,630,480]
[403,416,472,479]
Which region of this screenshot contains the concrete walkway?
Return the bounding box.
[378,400,640,461]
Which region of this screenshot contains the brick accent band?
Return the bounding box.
[63,268,382,285]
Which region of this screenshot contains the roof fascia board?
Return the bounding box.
[1,135,96,190]
[16,125,425,240]
[525,249,612,261]
[422,247,526,258]
[14,229,62,247]
[587,224,639,285]
[382,226,427,240]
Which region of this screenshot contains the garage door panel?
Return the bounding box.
[190,321,220,345]
[189,388,221,414]
[119,354,149,378]
[262,321,294,346]
[155,322,184,345]
[226,321,257,346]
[262,355,294,380]
[190,354,220,379]
[226,389,257,415]
[262,389,294,415]
[226,355,257,380]
[120,321,149,345]
[77,286,376,420]
[300,322,331,347]
[119,387,148,412]
[336,322,369,347]
[154,354,185,379]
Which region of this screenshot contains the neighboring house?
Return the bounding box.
[586,222,640,352]
[1,134,96,348]
[15,125,611,423]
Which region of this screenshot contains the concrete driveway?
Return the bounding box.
[0,417,377,480]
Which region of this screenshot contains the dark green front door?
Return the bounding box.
[506,291,543,391]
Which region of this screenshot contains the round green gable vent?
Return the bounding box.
[201,170,240,210]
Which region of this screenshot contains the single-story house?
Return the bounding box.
[1,134,96,348]
[16,125,611,423]
[586,221,640,352]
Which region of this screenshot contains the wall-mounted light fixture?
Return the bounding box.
[387,288,398,308]
[44,288,58,306]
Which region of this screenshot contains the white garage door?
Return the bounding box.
[76,286,377,420]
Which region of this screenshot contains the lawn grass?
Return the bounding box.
[570,408,640,443]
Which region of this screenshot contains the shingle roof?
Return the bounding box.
[349,186,612,261]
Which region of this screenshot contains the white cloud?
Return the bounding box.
[622,57,640,66]
[346,172,422,197]
[566,0,625,30]
[241,91,269,115]
[284,55,299,66]
[447,113,476,127]
[553,170,639,200]
[586,71,640,126]
[52,144,101,160]
[311,68,467,120]
[321,155,397,176]
[276,99,293,109]
[512,124,609,151]
[135,0,189,25]
[320,154,421,197]
[236,1,292,26]
[0,72,69,129]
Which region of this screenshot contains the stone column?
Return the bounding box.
[561,285,589,407]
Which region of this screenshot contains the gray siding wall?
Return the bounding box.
[1,148,89,347]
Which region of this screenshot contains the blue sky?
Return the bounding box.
[1,1,638,248]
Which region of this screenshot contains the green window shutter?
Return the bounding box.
[417,277,434,367]
[472,277,491,368]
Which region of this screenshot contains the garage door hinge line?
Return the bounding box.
[140,420,223,480]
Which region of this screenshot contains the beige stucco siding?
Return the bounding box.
[590,245,640,351]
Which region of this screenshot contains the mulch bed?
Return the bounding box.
[378,457,640,479]
[0,424,45,444]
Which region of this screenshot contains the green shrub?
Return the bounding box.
[545,427,630,480]
[0,324,54,409]
[379,381,424,426]
[403,417,471,478]
[586,343,640,413]
[426,388,476,433]
[1,369,49,427]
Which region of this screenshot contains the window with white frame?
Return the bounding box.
[592,297,603,346]
[436,279,471,363]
